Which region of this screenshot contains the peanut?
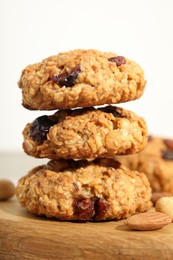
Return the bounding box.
[156,197,173,220]
[0,179,15,200]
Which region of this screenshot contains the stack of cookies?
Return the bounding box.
[16,49,152,221]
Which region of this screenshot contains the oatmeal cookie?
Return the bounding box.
[116,136,173,193]
[16,159,152,221]
[22,106,148,159]
[18,49,146,110]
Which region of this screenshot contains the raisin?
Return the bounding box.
[161,150,173,160]
[30,115,56,144]
[108,56,126,66]
[37,180,41,188]
[74,197,95,221]
[47,159,70,172]
[164,139,173,151]
[112,110,124,118]
[73,182,79,191]
[96,158,121,169]
[52,65,82,87]
[103,107,124,118]
[94,199,110,221]
[148,135,153,142]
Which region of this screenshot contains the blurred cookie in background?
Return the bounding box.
[116,136,173,194]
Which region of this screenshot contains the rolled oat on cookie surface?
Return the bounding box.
[18,49,146,110]
[16,159,152,221]
[22,106,148,160]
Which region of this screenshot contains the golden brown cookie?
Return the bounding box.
[16,159,152,221]
[116,136,173,193]
[18,49,146,110]
[22,106,148,159]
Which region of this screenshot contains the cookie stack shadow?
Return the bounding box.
[16,49,152,221]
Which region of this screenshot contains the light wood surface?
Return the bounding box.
[1,199,173,259]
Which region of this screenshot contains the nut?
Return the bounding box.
[151,192,172,206]
[156,197,173,220]
[0,179,15,200]
[164,139,173,151]
[124,212,172,231]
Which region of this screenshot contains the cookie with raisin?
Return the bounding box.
[116,136,173,194]
[16,158,152,221]
[18,49,146,110]
[22,106,148,159]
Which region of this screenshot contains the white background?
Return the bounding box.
[1,0,173,152]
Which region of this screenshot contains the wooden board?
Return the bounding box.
[1,198,173,260]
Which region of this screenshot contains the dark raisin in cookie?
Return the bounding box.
[18,49,146,110]
[22,106,148,159]
[16,159,152,221]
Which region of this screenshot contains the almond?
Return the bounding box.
[151,192,172,205]
[124,212,172,231]
[0,179,15,200]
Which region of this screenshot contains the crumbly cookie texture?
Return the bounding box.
[16,159,152,221]
[22,106,148,160]
[18,49,146,110]
[116,136,173,194]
